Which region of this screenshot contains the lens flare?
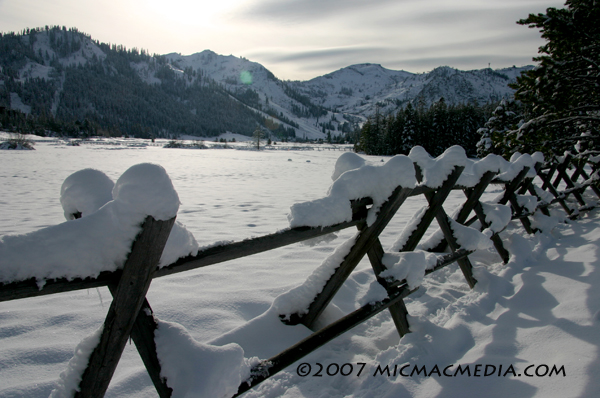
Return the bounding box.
[240,71,253,85]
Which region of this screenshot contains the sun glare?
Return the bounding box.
[146,0,243,26]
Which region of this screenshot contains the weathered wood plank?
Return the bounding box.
[541,163,558,191]
[106,284,172,398]
[508,194,535,234]
[155,197,374,278]
[571,159,600,198]
[495,166,537,234]
[418,180,477,288]
[433,208,477,288]
[234,284,416,397]
[429,170,497,253]
[157,222,360,279]
[383,249,474,290]
[536,167,574,215]
[0,200,373,303]
[0,272,119,303]
[497,167,530,206]
[555,155,586,205]
[398,166,465,252]
[297,185,414,329]
[75,216,175,398]
[552,157,568,188]
[472,201,510,263]
[235,248,473,396]
[456,171,498,224]
[366,239,411,336]
[517,162,545,219]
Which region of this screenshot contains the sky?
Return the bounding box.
[0,0,566,81]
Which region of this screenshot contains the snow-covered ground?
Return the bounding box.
[0,140,599,397]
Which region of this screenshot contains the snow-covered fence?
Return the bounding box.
[0,147,599,397]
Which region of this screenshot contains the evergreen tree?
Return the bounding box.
[355,101,490,157]
[402,103,417,154]
[476,99,523,157]
[430,97,449,155]
[357,107,385,155]
[388,110,406,154]
[506,0,600,157]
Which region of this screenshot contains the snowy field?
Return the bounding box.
[1,139,600,397]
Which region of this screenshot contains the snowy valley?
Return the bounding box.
[0,137,599,397]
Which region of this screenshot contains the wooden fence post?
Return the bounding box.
[496,167,537,233]
[555,154,586,206]
[296,185,414,330]
[366,238,411,336]
[75,216,175,397]
[429,170,498,253]
[105,286,173,397]
[5,151,600,398]
[398,166,464,252]
[537,164,574,216]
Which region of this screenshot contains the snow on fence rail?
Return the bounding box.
[0,146,599,397]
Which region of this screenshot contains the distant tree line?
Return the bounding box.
[356,99,495,157]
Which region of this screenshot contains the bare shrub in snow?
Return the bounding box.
[0,133,35,150]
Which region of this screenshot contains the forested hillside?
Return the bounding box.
[0,27,300,139]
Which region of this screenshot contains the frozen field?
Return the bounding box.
[1,139,599,397]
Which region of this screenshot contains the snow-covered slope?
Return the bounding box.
[291,64,532,118]
[164,51,327,139]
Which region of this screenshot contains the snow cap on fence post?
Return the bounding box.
[288,155,416,228]
[331,152,366,181]
[113,163,180,221]
[60,169,114,220]
[531,152,545,164]
[457,154,506,188]
[408,145,468,188]
[0,163,188,285]
[497,153,538,180]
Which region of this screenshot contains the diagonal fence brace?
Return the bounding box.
[495,166,537,234]
[236,283,417,397]
[430,170,498,253]
[366,238,411,336]
[554,154,586,205]
[290,185,414,330]
[75,216,175,398]
[414,165,477,288]
[106,285,173,398]
[397,166,465,253]
[537,164,574,216]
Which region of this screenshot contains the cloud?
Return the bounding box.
[233,0,561,79]
[245,45,397,79]
[249,46,389,64]
[237,0,398,22]
[389,54,534,71]
[1,0,564,81]
[237,0,553,27]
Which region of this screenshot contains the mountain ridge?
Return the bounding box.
[0,26,532,140]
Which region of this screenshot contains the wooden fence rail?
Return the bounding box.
[1,147,599,397]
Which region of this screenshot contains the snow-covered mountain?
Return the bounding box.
[161,52,531,135]
[290,63,531,118]
[163,50,329,139]
[1,27,532,140]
